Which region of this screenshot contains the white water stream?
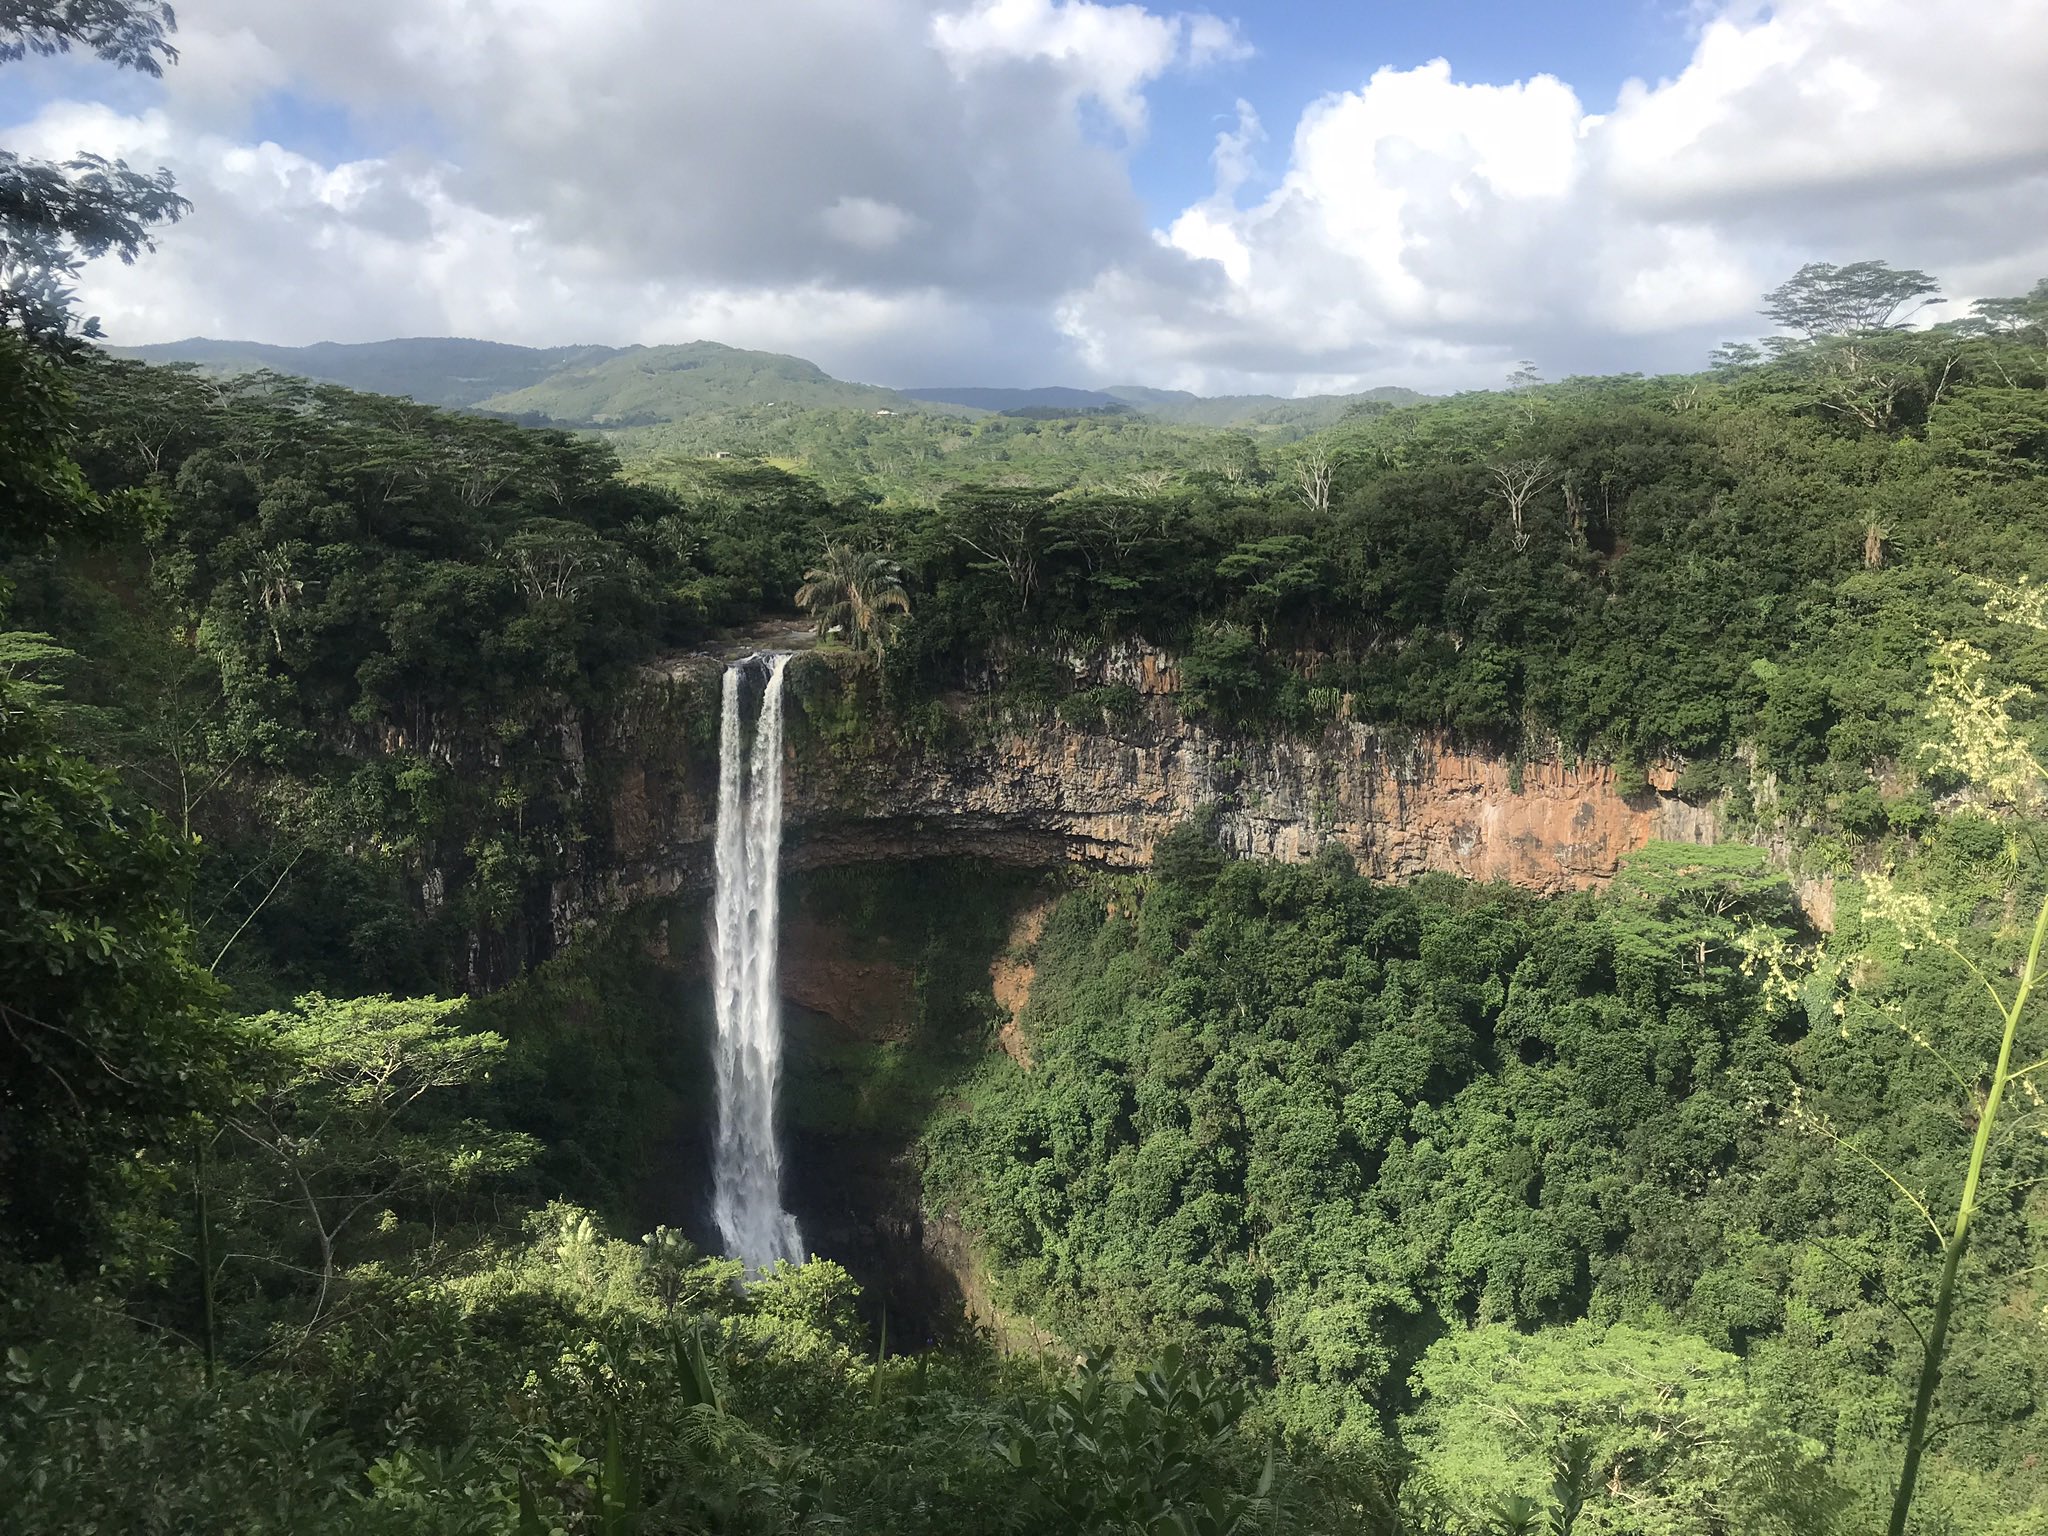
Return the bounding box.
[710,652,804,1273]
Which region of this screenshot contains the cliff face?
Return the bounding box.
[561,648,1719,951]
[796,714,1714,891]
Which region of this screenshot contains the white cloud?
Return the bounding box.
[7,0,1226,373]
[1603,0,2048,209]
[931,0,1247,133]
[1064,0,2048,391]
[1184,14,1253,69]
[3,79,1073,386]
[9,102,553,344]
[5,0,2046,392]
[821,196,920,252]
[1208,98,1261,199]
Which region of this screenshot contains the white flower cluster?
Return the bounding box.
[1920,639,2046,811]
[1859,874,1938,952]
[1736,924,1827,1011]
[1973,574,2048,634]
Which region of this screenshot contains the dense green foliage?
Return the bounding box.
[11,355,766,986]
[617,403,1240,502]
[926,835,2048,1530]
[1100,383,1424,430]
[5,1207,1344,1534]
[0,660,226,1264]
[8,234,2048,1532]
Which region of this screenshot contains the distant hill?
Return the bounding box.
[903,385,1120,412]
[1104,384,1425,430]
[109,336,939,424]
[109,337,623,410]
[110,335,1423,435]
[909,381,1426,430]
[475,341,930,425]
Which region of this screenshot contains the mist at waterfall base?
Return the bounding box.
[709,653,805,1274]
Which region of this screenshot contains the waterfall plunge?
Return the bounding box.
[710,652,803,1274]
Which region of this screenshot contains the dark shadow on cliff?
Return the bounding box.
[615,863,1041,1350]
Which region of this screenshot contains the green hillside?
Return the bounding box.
[610,403,1245,502]
[109,335,622,408]
[1105,382,1425,430]
[472,340,944,424]
[106,336,942,423]
[903,384,1117,411]
[903,382,1430,433]
[113,334,1422,439]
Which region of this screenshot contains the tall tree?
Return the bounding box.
[945,486,1051,615]
[219,993,533,1337]
[1761,260,1943,343]
[1489,457,1556,553]
[1292,443,1333,515]
[1752,262,1950,433]
[0,326,96,539]
[795,541,910,657]
[1965,278,2048,388]
[1610,840,1792,987]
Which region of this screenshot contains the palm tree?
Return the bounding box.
[795,543,910,658]
[242,544,305,656]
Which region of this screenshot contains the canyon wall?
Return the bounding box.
[563,647,1719,956]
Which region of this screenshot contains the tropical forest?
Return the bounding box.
[6,3,2048,1534]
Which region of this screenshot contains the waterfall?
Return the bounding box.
[710,652,804,1274]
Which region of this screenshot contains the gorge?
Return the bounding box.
[572,643,1735,1299]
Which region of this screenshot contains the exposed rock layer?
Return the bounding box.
[990,898,1054,1071]
[566,650,1719,956]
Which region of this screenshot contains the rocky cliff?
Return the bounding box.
[561,646,1719,955]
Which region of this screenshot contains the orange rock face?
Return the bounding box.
[813,711,1717,897]
[572,655,1725,969]
[989,898,1054,1069]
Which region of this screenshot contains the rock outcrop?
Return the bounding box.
[990,898,1054,1070]
[566,647,1719,952]
[798,718,1713,891]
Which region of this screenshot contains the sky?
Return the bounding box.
[3,0,2046,394]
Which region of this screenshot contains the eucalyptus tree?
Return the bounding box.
[1489,457,1556,552]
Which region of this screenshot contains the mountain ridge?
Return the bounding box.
[110,334,1423,431]
[110,335,623,410]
